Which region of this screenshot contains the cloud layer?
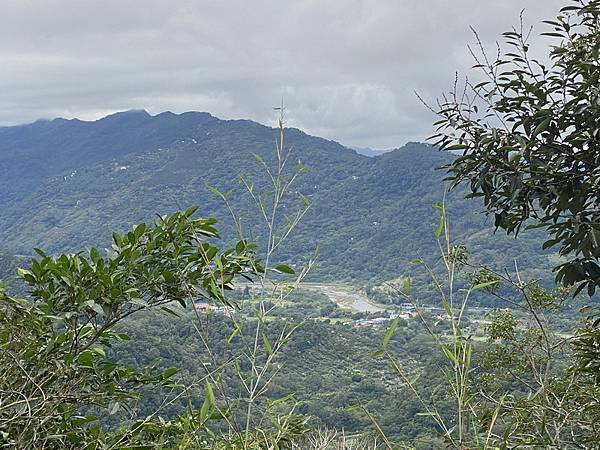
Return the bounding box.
[0,0,564,148]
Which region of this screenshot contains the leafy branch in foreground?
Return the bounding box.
[376,203,492,449]
[431,0,600,296]
[0,208,259,449]
[378,203,600,448]
[189,107,318,448]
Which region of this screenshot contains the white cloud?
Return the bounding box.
[0,0,565,148]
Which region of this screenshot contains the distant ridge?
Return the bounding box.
[0,110,551,284]
[350,146,393,157]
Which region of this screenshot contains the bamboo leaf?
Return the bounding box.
[383,316,401,347]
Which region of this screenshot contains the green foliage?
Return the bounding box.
[433,0,600,296]
[0,210,267,449]
[372,200,600,448]
[20,207,259,321]
[109,306,448,448]
[572,320,600,382]
[427,4,600,445]
[478,301,600,448]
[2,6,599,446]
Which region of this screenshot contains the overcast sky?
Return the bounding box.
[0,0,565,148]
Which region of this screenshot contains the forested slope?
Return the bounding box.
[0,110,552,282]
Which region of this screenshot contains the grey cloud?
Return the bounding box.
[0,0,565,148]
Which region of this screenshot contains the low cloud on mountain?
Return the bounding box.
[0,0,563,148]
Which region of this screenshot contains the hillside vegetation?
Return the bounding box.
[0,111,552,284]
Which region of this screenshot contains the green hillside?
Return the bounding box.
[0,110,553,284]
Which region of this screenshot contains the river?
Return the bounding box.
[305,285,386,313]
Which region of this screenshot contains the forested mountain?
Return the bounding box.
[5,1,600,447]
[0,110,552,283]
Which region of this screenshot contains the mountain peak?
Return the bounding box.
[99,109,151,121]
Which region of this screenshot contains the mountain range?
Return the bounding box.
[0,110,553,284]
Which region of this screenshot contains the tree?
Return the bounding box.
[0,112,318,449]
[432,0,600,296]
[407,1,600,446]
[0,208,262,449]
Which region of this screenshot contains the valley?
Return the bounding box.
[3,1,600,448]
[0,109,587,449]
[236,282,387,313]
[307,284,386,313]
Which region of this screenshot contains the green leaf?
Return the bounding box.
[372,349,385,358]
[184,205,199,217]
[383,316,400,347]
[441,299,452,317]
[199,381,215,423]
[445,144,468,151]
[262,333,273,355]
[162,367,178,379]
[90,247,101,263]
[112,232,123,246]
[17,267,34,280]
[402,278,412,297]
[442,345,459,364]
[298,192,311,206]
[205,380,216,405]
[235,240,246,253]
[543,238,561,250]
[160,306,182,318]
[253,153,265,164]
[435,216,444,238]
[208,186,227,201]
[33,248,47,258]
[274,264,295,275]
[472,280,500,291]
[90,347,106,358]
[77,351,94,367]
[532,117,551,137]
[227,324,241,344]
[134,223,146,239]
